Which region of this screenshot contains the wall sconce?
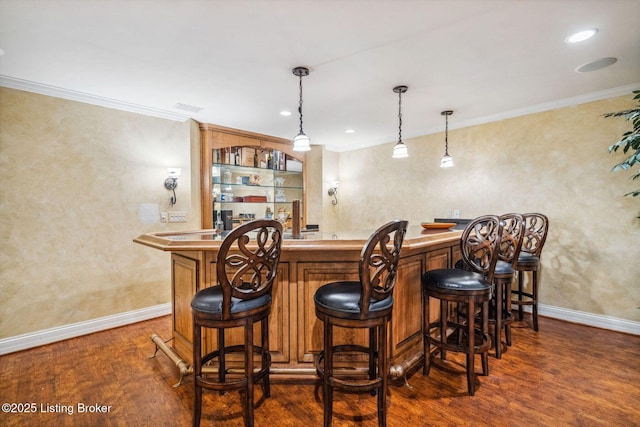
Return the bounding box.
[164,168,181,207]
[327,181,339,205]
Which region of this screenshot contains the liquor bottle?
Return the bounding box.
[267,152,273,169]
[253,149,259,168]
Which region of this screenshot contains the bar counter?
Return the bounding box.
[134,224,462,383]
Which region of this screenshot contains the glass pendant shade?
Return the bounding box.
[440,154,454,167]
[293,132,311,151]
[392,141,408,158]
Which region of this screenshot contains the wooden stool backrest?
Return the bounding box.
[358,220,409,316]
[521,213,549,257]
[499,213,525,266]
[216,219,283,318]
[460,215,503,283]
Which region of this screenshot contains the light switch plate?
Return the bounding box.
[168,211,187,223]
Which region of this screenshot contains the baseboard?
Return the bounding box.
[1,302,637,356]
[538,304,640,335]
[0,303,171,355]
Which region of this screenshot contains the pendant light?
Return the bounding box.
[440,110,454,168]
[292,66,311,152]
[392,85,409,158]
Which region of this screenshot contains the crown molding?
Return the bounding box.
[327,82,640,152]
[0,75,192,122]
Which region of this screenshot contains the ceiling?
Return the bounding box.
[1,0,639,152]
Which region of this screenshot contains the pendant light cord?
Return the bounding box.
[397,90,403,144]
[444,113,449,156]
[298,74,304,134]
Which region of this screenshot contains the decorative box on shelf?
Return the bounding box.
[243,195,268,203]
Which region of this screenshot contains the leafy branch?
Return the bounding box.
[604,90,640,198]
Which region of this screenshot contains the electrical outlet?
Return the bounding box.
[453,209,460,219]
[168,211,187,223]
[160,212,168,223]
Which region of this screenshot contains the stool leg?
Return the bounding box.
[378,323,388,427]
[261,316,271,397]
[517,271,524,321]
[369,328,376,383]
[440,299,448,361]
[532,270,539,332]
[481,299,490,376]
[218,329,226,385]
[193,320,202,427]
[423,291,431,376]
[466,298,476,396]
[323,320,333,427]
[505,279,513,346]
[494,280,503,359]
[244,319,254,427]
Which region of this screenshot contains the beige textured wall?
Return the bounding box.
[332,95,639,321]
[0,87,198,338]
[2,88,637,340]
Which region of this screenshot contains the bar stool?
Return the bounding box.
[493,213,524,357]
[512,213,549,332]
[422,215,503,395]
[314,220,408,427]
[191,219,283,427]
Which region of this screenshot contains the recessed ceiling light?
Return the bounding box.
[575,57,617,73]
[280,110,292,116]
[565,28,598,44]
[345,129,355,134]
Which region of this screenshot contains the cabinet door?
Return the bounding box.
[171,253,199,362]
[390,254,424,361]
[297,262,361,364]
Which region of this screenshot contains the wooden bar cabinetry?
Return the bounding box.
[135,226,462,381]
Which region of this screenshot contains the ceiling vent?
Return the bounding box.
[575,58,617,73]
[173,103,203,113]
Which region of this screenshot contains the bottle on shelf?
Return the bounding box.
[267,152,273,169]
[253,149,259,168]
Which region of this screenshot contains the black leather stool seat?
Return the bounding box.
[192,286,272,316]
[516,252,539,268]
[495,260,515,275]
[423,269,491,294]
[314,281,393,317]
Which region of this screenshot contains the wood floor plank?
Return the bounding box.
[1,315,639,426]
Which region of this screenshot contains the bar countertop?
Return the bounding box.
[133,224,462,252]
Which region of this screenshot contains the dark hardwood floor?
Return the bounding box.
[1,315,639,426]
